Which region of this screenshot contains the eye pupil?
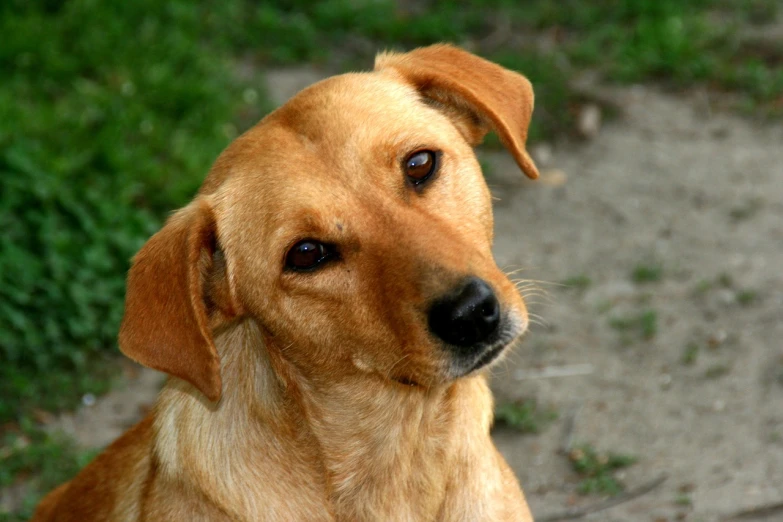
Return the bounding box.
[287,240,327,270]
[404,150,437,184]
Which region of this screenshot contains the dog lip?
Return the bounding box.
[465,341,507,374]
[392,375,421,387]
[454,316,524,377]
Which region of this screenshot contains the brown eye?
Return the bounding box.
[285,240,331,271]
[404,150,438,186]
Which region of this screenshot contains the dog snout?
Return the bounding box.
[428,277,500,349]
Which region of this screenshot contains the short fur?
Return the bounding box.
[32,44,539,522]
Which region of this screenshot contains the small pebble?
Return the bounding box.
[717,289,735,305]
[531,143,553,167]
[707,330,728,347]
[577,103,602,139]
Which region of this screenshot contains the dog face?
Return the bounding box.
[118,45,539,401]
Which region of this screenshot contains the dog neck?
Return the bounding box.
[289,361,460,519]
[154,318,494,520]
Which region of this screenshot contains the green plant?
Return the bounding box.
[0,150,155,421]
[705,364,731,379]
[631,263,663,283]
[717,273,734,288]
[682,343,700,365]
[729,198,763,222]
[675,493,693,506]
[736,289,759,306]
[562,274,592,291]
[609,309,659,340]
[0,0,274,424]
[568,443,637,496]
[0,420,98,521]
[494,400,558,434]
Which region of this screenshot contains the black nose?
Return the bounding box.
[428,277,500,348]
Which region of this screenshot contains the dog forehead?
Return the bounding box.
[205,71,450,190]
[206,69,476,245]
[269,72,461,168]
[209,70,464,200]
[275,72,425,133]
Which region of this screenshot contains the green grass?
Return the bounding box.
[690,273,759,306]
[729,198,763,222]
[0,420,98,521]
[494,399,558,434]
[531,0,783,115]
[609,309,659,340]
[682,342,700,365]
[736,289,759,306]
[675,493,693,506]
[0,0,277,426]
[568,444,637,496]
[562,274,593,291]
[631,264,664,284]
[705,364,731,379]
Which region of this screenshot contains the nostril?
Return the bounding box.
[480,298,499,320]
[428,277,501,348]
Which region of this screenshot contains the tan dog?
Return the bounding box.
[32,44,539,522]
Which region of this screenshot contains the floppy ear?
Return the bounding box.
[375,44,539,180]
[119,199,223,402]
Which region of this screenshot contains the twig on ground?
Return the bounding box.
[723,501,783,521]
[559,404,582,455]
[513,364,594,381]
[536,474,668,522]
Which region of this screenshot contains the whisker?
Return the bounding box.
[522,297,554,307]
[277,341,296,353]
[509,276,559,284]
[519,292,551,300]
[385,353,412,380]
[514,283,548,292]
[503,266,530,277]
[528,316,550,329]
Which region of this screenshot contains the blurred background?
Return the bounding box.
[1,1,782,520]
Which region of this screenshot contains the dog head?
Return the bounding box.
[119,44,538,401]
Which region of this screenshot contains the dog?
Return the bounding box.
[32,44,540,521]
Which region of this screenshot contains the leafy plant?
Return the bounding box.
[0,420,98,521]
[494,399,558,434]
[609,309,659,340]
[631,264,663,284]
[0,0,271,424]
[568,443,637,496]
[562,274,593,291]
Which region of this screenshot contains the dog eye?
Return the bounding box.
[286,240,332,272]
[404,150,438,186]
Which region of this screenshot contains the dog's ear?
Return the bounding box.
[375,44,539,180]
[119,199,225,402]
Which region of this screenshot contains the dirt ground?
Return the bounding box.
[45,72,783,521]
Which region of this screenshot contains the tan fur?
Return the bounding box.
[32,44,538,521]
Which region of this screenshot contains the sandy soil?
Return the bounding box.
[39,73,783,521]
[488,85,783,521]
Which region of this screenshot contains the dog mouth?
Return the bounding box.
[389,336,513,388]
[465,341,508,373]
[393,375,421,387]
[388,314,525,387]
[451,317,524,378]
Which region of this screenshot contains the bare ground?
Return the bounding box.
[40,74,783,521]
